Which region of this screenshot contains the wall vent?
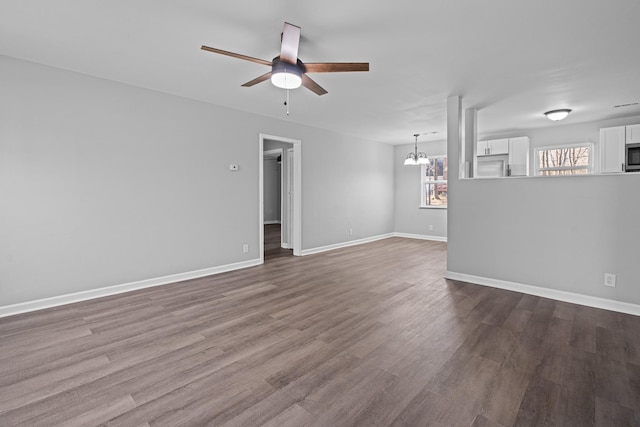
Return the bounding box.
[612,102,639,109]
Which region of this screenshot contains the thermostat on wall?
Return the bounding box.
[229,164,239,171]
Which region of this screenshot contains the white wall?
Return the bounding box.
[449,111,640,306]
[394,140,448,239]
[0,55,394,307]
[302,135,394,248]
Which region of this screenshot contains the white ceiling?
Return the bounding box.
[2,1,640,145]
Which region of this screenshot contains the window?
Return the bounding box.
[534,143,593,176]
[421,156,447,208]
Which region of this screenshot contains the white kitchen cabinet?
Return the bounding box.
[600,126,626,173]
[626,124,640,144]
[490,138,509,155]
[508,136,530,176]
[477,138,509,156]
[477,140,488,156]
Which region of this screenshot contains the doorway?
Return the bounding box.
[259,134,301,263]
[263,148,289,259]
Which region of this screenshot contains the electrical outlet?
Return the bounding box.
[428,225,434,231]
[604,273,616,288]
[349,228,353,236]
[243,244,249,253]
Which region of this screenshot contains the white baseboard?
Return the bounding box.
[264,220,281,225]
[0,259,263,318]
[394,232,447,242]
[300,233,395,256]
[281,243,291,249]
[445,271,640,317]
[300,232,447,256]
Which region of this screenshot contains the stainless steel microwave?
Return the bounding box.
[627,143,640,172]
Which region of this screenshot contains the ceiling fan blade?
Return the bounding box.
[304,62,370,73]
[279,22,301,64]
[201,45,272,66]
[301,74,328,96]
[241,72,272,87]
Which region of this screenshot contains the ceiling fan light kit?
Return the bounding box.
[544,108,572,121]
[201,22,369,98]
[270,59,303,89]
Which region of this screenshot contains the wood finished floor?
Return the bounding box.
[1,230,639,426]
[264,223,293,261]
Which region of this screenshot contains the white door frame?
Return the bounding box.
[286,148,294,249]
[259,134,302,261]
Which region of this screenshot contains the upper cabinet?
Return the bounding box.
[626,124,640,144]
[477,138,509,156]
[477,140,487,155]
[508,137,530,176]
[476,136,529,177]
[600,125,634,173]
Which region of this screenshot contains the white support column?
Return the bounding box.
[446,96,462,272]
[447,96,463,181]
[464,107,477,178]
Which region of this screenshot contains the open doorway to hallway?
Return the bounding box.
[263,148,293,260]
[260,134,301,262]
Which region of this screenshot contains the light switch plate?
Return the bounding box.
[229,164,239,171]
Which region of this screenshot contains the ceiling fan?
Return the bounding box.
[201,22,369,96]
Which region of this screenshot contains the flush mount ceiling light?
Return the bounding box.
[404,134,429,166]
[544,109,572,121]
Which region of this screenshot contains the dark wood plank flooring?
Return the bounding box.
[264,223,293,260]
[1,236,639,426]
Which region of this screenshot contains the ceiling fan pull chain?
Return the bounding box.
[285,89,290,115]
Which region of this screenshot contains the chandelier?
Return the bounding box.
[404,134,429,166]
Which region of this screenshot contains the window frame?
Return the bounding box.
[533,142,594,176]
[420,154,448,209]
